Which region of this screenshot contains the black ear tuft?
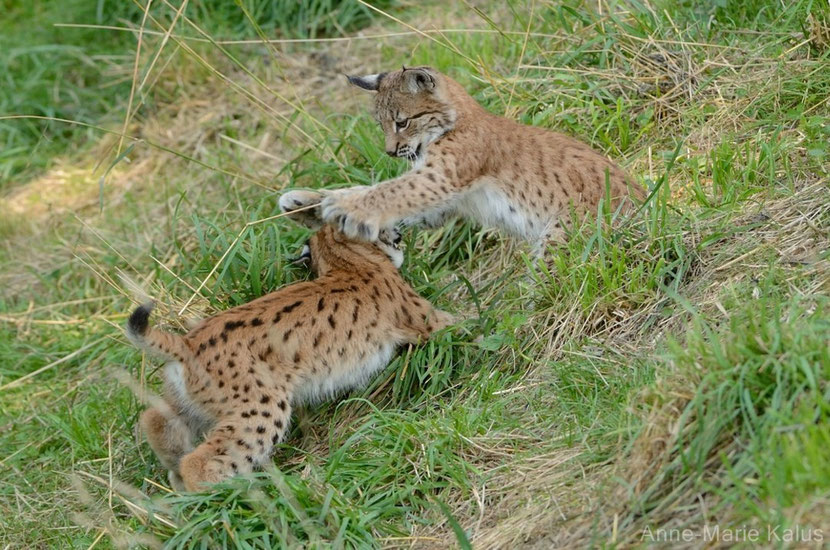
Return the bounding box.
[346,72,386,92]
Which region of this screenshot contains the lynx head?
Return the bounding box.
[279,189,404,271]
[346,66,457,162]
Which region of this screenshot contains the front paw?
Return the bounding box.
[431,309,464,331]
[321,190,381,241]
[168,469,187,492]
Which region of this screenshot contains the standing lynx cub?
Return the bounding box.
[127,190,454,491]
[321,66,643,252]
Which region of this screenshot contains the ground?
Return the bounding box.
[0,0,828,548]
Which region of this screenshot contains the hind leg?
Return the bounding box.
[179,397,293,491]
[140,407,195,491]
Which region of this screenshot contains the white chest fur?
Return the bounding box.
[293,342,397,406]
[456,179,545,242]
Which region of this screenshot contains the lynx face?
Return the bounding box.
[347,67,457,161]
[280,189,404,269]
[304,223,403,272]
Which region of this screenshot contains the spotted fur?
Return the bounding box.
[127,190,454,491]
[327,66,645,253]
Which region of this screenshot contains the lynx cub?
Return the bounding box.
[127,190,454,491]
[321,66,644,252]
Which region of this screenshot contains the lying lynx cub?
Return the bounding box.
[127,190,454,491]
[321,66,644,253]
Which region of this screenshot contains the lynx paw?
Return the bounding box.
[168,469,187,492]
[179,453,227,492]
[320,188,382,241]
[430,309,460,332]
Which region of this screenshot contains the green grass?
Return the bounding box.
[1,0,829,547]
[0,0,393,191]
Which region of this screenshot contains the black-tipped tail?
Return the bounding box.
[125,302,191,361]
[127,302,154,339]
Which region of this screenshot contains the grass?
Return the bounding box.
[1,0,829,547]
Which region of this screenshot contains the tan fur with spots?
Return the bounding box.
[324,66,644,253]
[127,190,454,491]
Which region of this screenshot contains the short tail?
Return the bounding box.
[126,302,192,362]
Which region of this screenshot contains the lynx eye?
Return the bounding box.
[394,118,410,132]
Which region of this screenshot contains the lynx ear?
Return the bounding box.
[401,67,436,94]
[279,189,326,229]
[346,72,386,92]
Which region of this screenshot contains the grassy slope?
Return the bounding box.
[1,0,828,547]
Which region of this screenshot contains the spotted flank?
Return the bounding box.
[324,65,644,250]
[129,190,454,491]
